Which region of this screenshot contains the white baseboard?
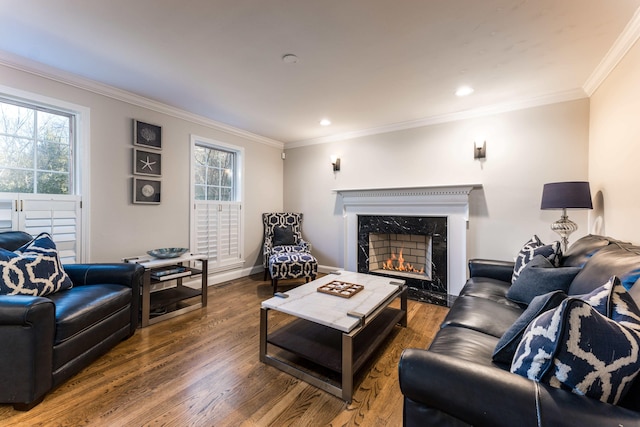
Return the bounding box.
[175,263,342,290]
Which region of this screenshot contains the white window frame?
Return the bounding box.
[0,85,90,262]
[189,135,244,272]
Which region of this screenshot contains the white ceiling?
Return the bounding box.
[1,1,639,145]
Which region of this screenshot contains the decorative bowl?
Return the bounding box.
[147,247,189,259]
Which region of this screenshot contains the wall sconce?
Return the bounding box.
[474,141,486,159]
[330,155,341,172]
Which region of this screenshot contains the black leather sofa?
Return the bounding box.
[399,235,640,426]
[0,231,144,410]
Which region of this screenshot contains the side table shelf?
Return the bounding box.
[125,254,208,327]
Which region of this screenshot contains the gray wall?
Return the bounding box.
[0,61,284,273]
[283,99,591,268]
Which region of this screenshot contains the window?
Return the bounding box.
[193,144,235,201]
[0,91,85,263]
[190,136,244,272]
[0,99,73,194]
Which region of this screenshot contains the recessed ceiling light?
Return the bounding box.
[282,54,299,64]
[455,86,474,97]
[320,118,331,126]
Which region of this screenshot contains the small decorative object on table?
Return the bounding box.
[317,281,364,298]
[147,247,189,259]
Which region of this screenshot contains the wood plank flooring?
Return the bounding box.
[0,274,448,426]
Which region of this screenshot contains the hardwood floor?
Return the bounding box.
[0,274,448,426]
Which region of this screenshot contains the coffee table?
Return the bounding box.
[259,271,407,402]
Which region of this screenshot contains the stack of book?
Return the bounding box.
[150,266,188,280]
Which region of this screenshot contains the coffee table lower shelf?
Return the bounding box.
[260,307,405,401]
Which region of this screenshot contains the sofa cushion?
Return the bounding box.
[511,298,640,404]
[459,277,522,308]
[0,232,73,297]
[568,243,640,296]
[493,290,567,365]
[506,255,581,304]
[440,296,524,338]
[512,236,562,283]
[47,284,132,344]
[561,234,612,267]
[428,326,500,368]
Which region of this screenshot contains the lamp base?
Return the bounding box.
[550,209,577,253]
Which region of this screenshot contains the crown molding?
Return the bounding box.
[583,7,640,96]
[286,88,587,148]
[0,51,284,149]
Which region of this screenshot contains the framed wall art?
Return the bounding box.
[133,177,161,204]
[133,120,162,149]
[133,148,162,176]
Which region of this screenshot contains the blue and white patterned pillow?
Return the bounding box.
[579,276,640,328]
[0,232,73,296]
[511,235,562,283]
[511,297,640,404]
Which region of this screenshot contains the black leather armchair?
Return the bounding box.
[0,231,144,410]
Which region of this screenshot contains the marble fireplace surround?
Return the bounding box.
[335,185,477,298]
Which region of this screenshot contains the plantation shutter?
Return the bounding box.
[19,195,81,264]
[0,194,81,263]
[0,195,17,232]
[194,201,242,270]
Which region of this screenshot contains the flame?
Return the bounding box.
[382,248,424,274]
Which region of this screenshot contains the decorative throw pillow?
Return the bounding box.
[273,226,296,246]
[512,236,562,283]
[579,276,640,330]
[511,298,640,404]
[493,290,567,365]
[506,255,581,304]
[0,232,73,296]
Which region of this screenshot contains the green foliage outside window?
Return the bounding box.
[0,101,72,194]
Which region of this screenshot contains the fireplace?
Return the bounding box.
[357,215,447,305]
[336,185,476,305]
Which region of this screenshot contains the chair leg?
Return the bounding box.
[13,395,45,411]
[272,279,278,294]
[264,268,268,281]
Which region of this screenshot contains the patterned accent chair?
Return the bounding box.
[262,213,318,294]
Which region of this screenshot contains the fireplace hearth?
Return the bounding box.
[358,215,447,306]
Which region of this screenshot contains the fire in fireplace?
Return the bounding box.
[357,215,447,306]
[368,233,431,280]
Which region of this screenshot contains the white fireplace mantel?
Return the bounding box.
[335,184,480,297]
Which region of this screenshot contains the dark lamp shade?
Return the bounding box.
[541,181,593,210]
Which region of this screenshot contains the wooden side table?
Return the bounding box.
[125,253,208,327]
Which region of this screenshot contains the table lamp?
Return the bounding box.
[540,181,593,252]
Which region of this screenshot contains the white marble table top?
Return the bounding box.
[261,271,405,333]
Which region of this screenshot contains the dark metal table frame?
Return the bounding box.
[259,284,407,402]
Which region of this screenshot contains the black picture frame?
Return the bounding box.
[133,120,162,149]
[133,148,162,176]
[133,178,161,204]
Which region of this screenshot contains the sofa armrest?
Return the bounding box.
[468,258,514,282]
[64,263,143,289]
[0,296,55,406]
[399,349,640,427]
[64,263,143,333]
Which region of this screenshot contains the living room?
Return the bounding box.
[1,1,640,425]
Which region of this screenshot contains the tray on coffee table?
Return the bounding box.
[317,280,364,298]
